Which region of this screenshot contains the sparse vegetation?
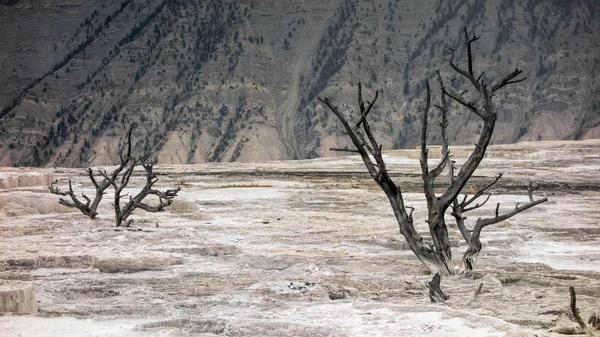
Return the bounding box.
[0,0,598,167]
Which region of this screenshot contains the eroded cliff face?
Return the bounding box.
[0,0,598,167]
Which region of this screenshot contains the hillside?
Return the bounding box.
[0,0,599,167]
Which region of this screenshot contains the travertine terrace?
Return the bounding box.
[1,140,599,336]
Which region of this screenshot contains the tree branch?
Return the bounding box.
[429,151,450,181]
[49,179,94,218]
[87,168,99,189]
[491,68,527,93]
[420,80,431,178]
[437,73,485,119]
[445,29,481,92]
[461,173,503,210]
[464,27,480,79]
[318,91,379,179]
[355,83,379,129]
[119,126,134,164]
[475,190,547,229]
[570,286,586,328]
[568,286,600,336]
[330,147,360,153]
[464,282,484,306]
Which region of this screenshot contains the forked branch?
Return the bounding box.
[492,68,527,93]
[451,174,502,243]
[49,179,95,218]
[419,81,449,202]
[356,83,379,129]
[462,173,503,212]
[460,182,548,274]
[474,183,548,228]
[446,28,482,92]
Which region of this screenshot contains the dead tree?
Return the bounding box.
[317,29,547,285]
[50,127,179,226]
[93,128,180,227]
[104,161,180,227]
[48,128,135,219]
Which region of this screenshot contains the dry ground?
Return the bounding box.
[1,140,600,336]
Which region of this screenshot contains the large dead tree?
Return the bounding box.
[317,29,547,284]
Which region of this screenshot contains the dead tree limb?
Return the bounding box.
[49,179,97,218]
[456,182,547,275]
[589,313,600,331]
[330,147,360,153]
[464,282,484,306]
[570,286,600,336]
[571,286,587,328]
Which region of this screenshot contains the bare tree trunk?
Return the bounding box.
[570,286,600,336]
[427,273,449,302]
[427,213,455,274]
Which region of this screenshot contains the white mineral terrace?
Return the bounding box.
[0,140,599,336]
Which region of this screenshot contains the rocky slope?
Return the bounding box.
[0,0,599,167]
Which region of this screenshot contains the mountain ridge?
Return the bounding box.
[0,0,598,167]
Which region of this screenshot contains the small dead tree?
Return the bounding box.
[97,128,180,227]
[48,128,136,219]
[50,127,180,226]
[104,160,180,227]
[317,28,547,296]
